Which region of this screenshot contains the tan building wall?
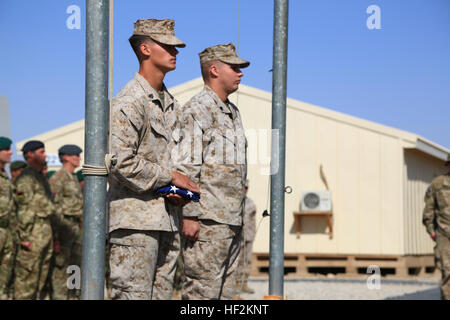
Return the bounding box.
[403,149,447,255]
[16,78,449,257]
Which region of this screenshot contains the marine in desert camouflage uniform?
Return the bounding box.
[13,140,55,300]
[107,18,198,300]
[0,137,16,299]
[48,144,83,300]
[178,43,249,300]
[423,153,450,300]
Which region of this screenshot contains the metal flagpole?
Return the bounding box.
[82,0,109,300]
[268,0,289,299]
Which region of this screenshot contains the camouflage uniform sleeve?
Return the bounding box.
[49,174,65,215]
[110,102,173,193]
[49,175,61,203]
[49,174,64,238]
[422,183,436,235]
[177,106,205,219]
[0,178,14,226]
[14,175,36,242]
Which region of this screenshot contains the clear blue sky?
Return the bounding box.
[1,0,449,158]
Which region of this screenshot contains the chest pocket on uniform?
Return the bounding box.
[149,115,168,140]
[64,180,82,199]
[437,179,450,209]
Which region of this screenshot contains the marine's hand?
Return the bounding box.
[166,193,190,207]
[182,217,200,241]
[21,241,32,251]
[172,171,200,193]
[431,232,436,241]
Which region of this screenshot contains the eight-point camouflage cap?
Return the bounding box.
[133,19,186,48]
[199,43,250,68]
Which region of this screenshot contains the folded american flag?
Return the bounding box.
[157,185,200,202]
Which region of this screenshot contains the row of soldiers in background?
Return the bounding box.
[0,137,84,300]
[0,135,258,299]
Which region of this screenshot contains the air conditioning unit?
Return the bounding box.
[300,190,332,212]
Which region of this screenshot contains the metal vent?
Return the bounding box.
[300,191,332,212]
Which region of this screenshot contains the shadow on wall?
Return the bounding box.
[405,149,447,183]
[289,217,329,236]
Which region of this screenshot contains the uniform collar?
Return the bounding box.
[60,166,76,176]
[204,85,236,119]
[134,72,175,112]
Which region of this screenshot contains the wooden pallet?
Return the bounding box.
[250,253,437,278]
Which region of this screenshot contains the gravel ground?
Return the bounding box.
[236,275,441,300]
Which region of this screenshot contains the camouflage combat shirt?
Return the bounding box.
[0,169,15,229]
[14,166,55,242]
[108,72,183,233]
[178,85,247,226]
[49,167,83,217]
[423,173,450,238]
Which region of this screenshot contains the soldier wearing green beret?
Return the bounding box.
[48,144,83,300]
[0,137,16,299]
[13,140,56,300]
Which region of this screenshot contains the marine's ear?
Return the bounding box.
[139,41,153,59]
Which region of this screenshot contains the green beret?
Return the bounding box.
[0,137,12,151]
[10,160,27,171]
[75,170,84,182]
[22,140,45,154]
[58,144,82,156]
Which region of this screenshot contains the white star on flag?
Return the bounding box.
[186,190,193,198]
[170,186,179,193]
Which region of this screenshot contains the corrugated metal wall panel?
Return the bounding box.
[403,149,445,255]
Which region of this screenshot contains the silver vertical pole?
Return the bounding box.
[269,0,288,298]
[82,0,109,300]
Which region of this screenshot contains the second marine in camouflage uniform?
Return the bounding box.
[0,137,16,299]
[13,141,55,300]
[178,43,249,300]
[423,154,450,300]
[48,145,83,300]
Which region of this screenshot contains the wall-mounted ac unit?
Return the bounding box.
[300,190,332,212]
